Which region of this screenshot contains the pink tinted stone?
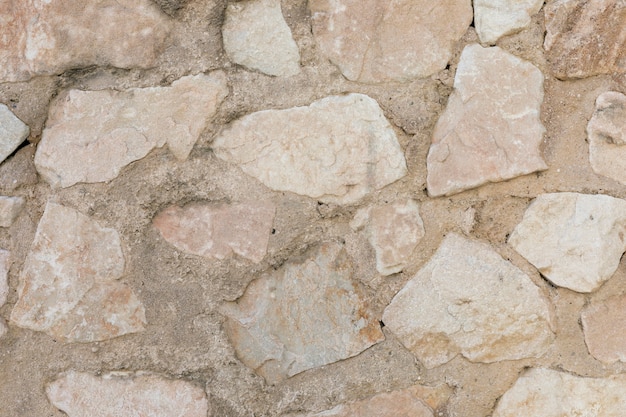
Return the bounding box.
[582,294,626,364]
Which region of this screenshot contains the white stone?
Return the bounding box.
[509,192,626,293]
[0,196,25,227]
[0,249,9,339]
[382,233,554,369]
[35,72,229,188]
[212,94,407,204]
[223,0,301,77]
[474,0,544,44]
[0,104,30,164]
[426,44,547,197]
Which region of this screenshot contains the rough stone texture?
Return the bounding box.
[508,192,626,293]
[493,368,626,416]
[46,371,208,417]
[212,94,407,204]
[382,233,554,369]
[426,44,547,197]
[544,0,626,79]
[153,201,275,263]
[223,0,301,77]
[0,144,38,191]
[35,72,228,188]
[581,294,626,364]
[0,196,25,227]
[0,0,171,83]
[309,0,472,83]
[221,241,384,384]
[10,202,146,342]
[350,200,425,275]
[474,0,544,44]
[0,250,10,338]
[0,103,30,164]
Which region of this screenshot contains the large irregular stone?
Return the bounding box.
[0,250,9,338]
[35,72,228,188]
[309,0,472,83]
[0,196,25,227]
[153,201,275,263]
[212,94,407,204]
[509,193,626,293]
[382,233,554,369]
[47,371,208,417]
[426,44,547,197]
[223,0,301,77]
[350,200,425,275]
[0,0,171,83]
[544,0,626,79]
[221,241,384,384]
[10,202,145,342]
[474,0,544,44]
[0,104,30,164]
[493,368,626,416]
[581,294,626,364]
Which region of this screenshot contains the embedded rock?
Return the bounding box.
[0,104,30,164]
[474,0,544,44]
[47,371,208,417]
[212,94,407,204]
[223,0,300,77]
[10,202,145,342]
[0,196,25,227]
[508,193,626,293]
[427,44,547,196]
[35,72,228,188]
[351,200,425,275]
[382,233,554,369]
[581,294,626,364]
[153,201,275,263]
[0,250,9,338]
[309,0,472,83]
[221,241,384,384]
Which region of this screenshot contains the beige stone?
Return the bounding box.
[0,196,24,227]
[581,294,626,364]
[309,0,472,83]
[474,0,544,44]
[0,249,9,339]
[0,104,30,164]
[426,44,547,197]
[35,72,228,189]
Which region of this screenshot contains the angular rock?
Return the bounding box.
[382,233,554,369]
[223,0,301,77]
[426,44,547,197]
[35,72,228,188]
[0,145,39,191]
[212,94,407,204]
[0,0,171,83]
[0,104,30,164]
[10,202,145,342]
[47,371,208,417]
[0,196,24,227]
[544,0,626,79]
[493,368,626,416]
[309,0,472,83]
[153,201,275,263]
[221,241,384,384]
[474,0,544,44]
[509,193,626,293]
[581,294,626,364]
[351,200,425,275]
[0,250,9,338]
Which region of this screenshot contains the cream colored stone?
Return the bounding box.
[0,104,30,164]
[474,0,544,44]
[0,196,24,227]
[0,249,9,339]
[426,44,547,197]
[588,91,626,185]
[382,233,554,369]
[509,193,626,293]
[582,294,626,364]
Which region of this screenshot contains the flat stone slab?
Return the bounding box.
[0,104,30,165]
[47,371,208,417]
[35,72,228,188]
[493,368,626,416]
[426,44,547,197]
[221,241,384,384]
[212,94,407,204]
[508,192,626,293]
[309,0,472,83]
[0,196,25,228]
[382,233,554,369]
[10,202,145,342]
[0,249,9,339]
[581,294,626,364]
[474,0,544,44]
[153,201,275,263]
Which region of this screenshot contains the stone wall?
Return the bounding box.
[2,0,626,416]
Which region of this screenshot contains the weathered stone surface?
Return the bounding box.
[426,44,547,197]
[309,0,472,83]
[0,145,38,191]
[382,233,554,369]
[351,200,425,275]
[581,294,626,364]
[0,250,9,339]
[47,371,208,417]
[493,368,626,416]
[34,72,228,189]
[0,104,29,164]
[0,196,24,227]
[153,201,275,263]
[223,0,300,77]
[212,94,407,204]
[474,0,544,44]
[10,202,145,342]
[221,241,384,384]
[544,0,626,79]
[509,192,626,293]
[0,0,171,83]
